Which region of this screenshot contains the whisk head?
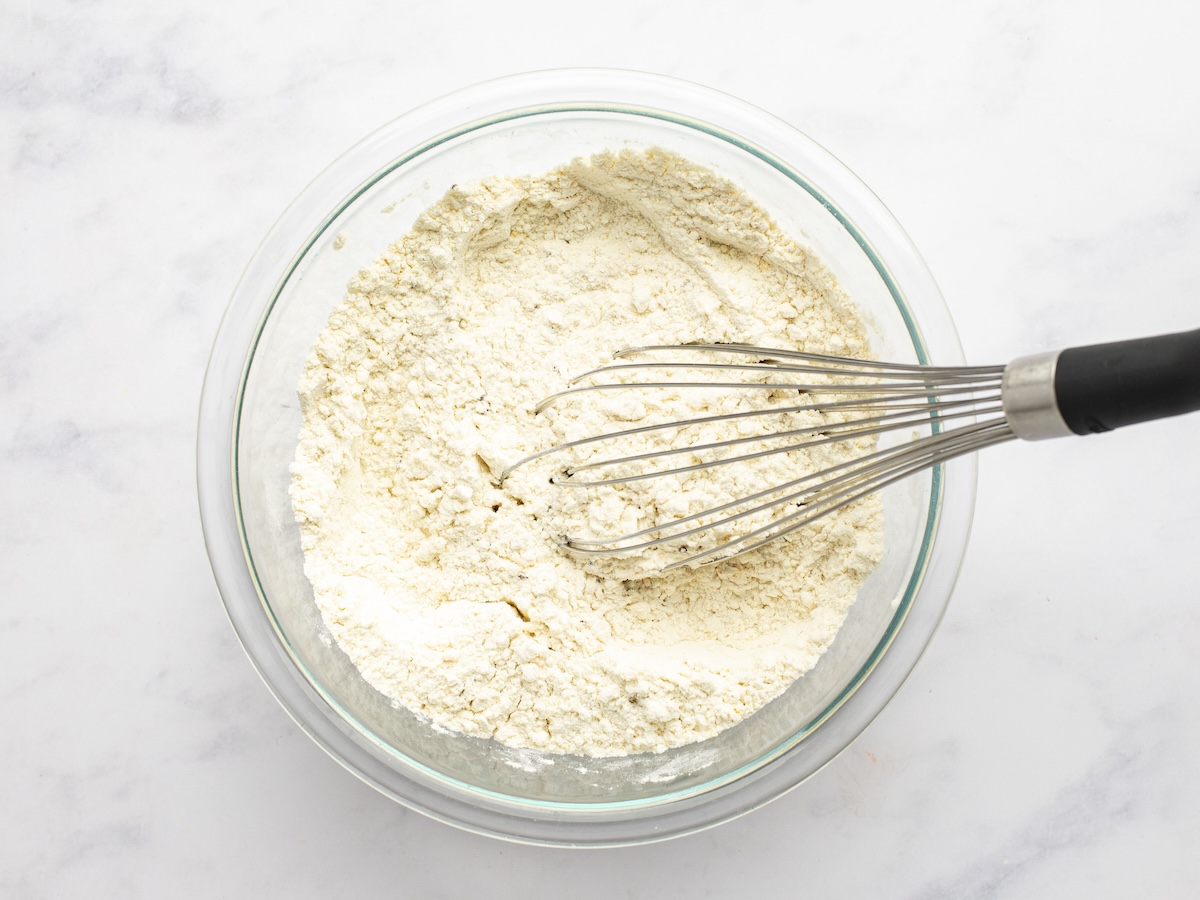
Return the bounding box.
[503,344,1016,570]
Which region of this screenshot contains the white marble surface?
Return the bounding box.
[3,0,1199,895]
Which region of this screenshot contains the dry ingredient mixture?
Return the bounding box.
[290,148,885,757]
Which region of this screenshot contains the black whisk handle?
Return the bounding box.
[1054,327,1200,435]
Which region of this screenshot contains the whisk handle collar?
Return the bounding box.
[1053,327,1200,435]
[1001,351,1073,440]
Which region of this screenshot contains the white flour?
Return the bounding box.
[290,148,884,757]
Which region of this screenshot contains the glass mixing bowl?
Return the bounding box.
[197,69,976,846]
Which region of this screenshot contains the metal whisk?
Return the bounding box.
[502,328,1200,571]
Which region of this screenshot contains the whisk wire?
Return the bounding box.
[614,343,1006,376]
[658,421,1016,569]
[505,344,1010,570]
[535,377,1002,414]
[567,359,1003,385]
[566,418,1013,560]
[561,402,1003,484]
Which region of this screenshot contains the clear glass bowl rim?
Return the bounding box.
[197,68,977,847]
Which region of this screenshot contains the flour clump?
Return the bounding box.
[290,148,885,757]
